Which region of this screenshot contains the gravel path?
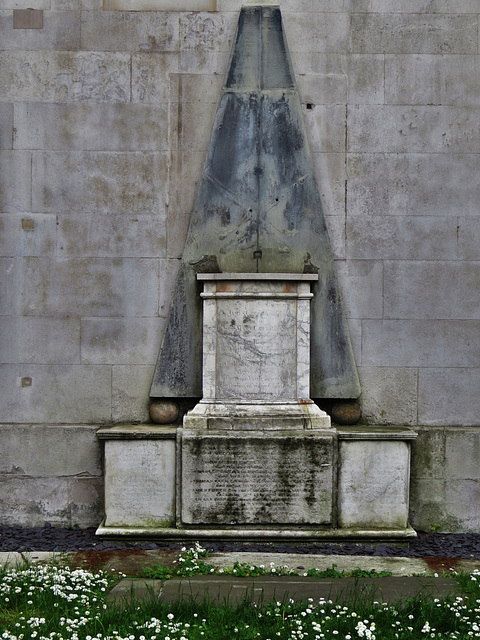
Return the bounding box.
[2,525,480,558]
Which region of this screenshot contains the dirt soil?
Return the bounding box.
[2,525,480,558]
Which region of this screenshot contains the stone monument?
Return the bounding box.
[97,1,417,540]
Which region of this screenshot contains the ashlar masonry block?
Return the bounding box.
[338,429,417,530]
[350,13,477,54]
[347,153,480,218]
[98,427,176,528]
[180,430,336,526]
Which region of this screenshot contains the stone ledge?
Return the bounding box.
[96,521,417,541]
[338,426,418,440]
[97,425,177,440]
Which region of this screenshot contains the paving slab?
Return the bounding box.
[112,575,461,606]
[2,550,479,577]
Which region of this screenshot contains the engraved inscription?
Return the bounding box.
[181,432,334,525]
[215,298,297,400]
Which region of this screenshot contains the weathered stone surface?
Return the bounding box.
[0,0,50,7]
[180,430,335,525]
[32,152,167,214]
[0,104,13,149]
[179,11,235,52]
[284,13,349,53]
[348,106,480,154]
[71,477,104,528]
[358,367,418,427]
[158,258,180,317]
[445,429,480,480]
[179,49,229,75]
[410,427,446,480]
[219,0,350,10]
[346,318,362,368]
[0,474,103,528]
[150,401,179,424]
[303,105,346,153]
[0,424,102,476]
[81,11,179,52]
[362,320,480,368]
[104,438,176,527]
[385,55,480,107]
[112,365,154,423]
[346,215,457,260]
[0,476,71,527]
[0,10,80,50]
[0,258,21,315]
[297,74,347,106]
[56,214,166,258]
[338,438,412,529]
[0,52,130,103]
[0,316,80,364]
[445,480,480,532]
[409,477,448,532]
[384,262,480,320]
[0,151,31,212]
[324,215,345,260]
[410,427,480,532]
[351,13,477,54]
[458,217,480,261]
[347,54,385,104]
[169,72,222,106]
[16,258,159,317]
[0,214,56,257]
[0,364,112,424]
[311,153,345,220]
[336,260,383,319]
[81,317,164,365]
[167,151,205,225]
[56,0,102,8]
[348,0,480,13]
[169,100,217,153]
[347,153,480,218]
[14,103,168,151]
[104,0,216,9]
[132,53,179,104]
[419,368,480,427]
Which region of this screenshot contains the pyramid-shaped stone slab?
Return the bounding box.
[151,4,360,400]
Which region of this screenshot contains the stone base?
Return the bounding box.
[182,400,331,431]
[96,424,417,540]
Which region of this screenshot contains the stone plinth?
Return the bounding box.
[337,427,417,530]
[183,274,331,431]
[179,429,336,526]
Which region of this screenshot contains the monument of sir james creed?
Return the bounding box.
[98,2,416,540]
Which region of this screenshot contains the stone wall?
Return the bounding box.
[1,0,479,530]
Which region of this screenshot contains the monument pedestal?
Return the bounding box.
[97,273,416,540]
[179,274,335,529]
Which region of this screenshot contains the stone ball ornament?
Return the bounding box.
[149,400,179,424]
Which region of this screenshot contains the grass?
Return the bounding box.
[141,543,393,580]
[1,544,480,640]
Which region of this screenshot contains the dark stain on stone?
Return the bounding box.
[423,557,460,573]
[71,549,179,575]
